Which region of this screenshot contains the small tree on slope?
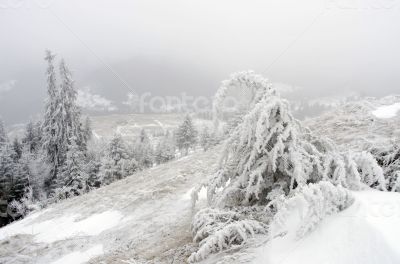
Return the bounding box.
[176,114,198,155]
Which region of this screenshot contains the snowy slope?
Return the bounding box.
[305,96,400,151]
[253,190,400,264]
[0,147,220,264]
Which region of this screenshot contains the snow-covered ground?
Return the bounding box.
[306,96,400,151]
[253,190,400,264]
[372,102,400,119]
[0,147,221,263]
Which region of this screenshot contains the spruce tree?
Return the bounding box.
[41,50,62,184]
[22,121,40,153]
[58,137,88,197]
[0,118,8,145]
[176,114,198,155]
[12,138,23,161]
[199,126,212,151]
[101,134,130,184]
[134,129,154,168]
[155,131,175,164]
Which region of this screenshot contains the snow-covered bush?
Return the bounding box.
[189,207,268,263]
[8,187,41,219]
[270,181,354,240]
[371,145,400,191]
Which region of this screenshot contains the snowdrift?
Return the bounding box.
[256,190,400,264]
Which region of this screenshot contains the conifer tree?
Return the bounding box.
[12,138,23,161]
[101,134,130,184]
[22,121,40,153]
[176,115,198,155]
[199,126,212,151]
[58,137,88,197]
[0,118,8,145]
[41,50,62,184]
[134,129,154,168]
[155,131,175,164]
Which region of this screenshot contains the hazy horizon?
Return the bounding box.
[1,0,400,125]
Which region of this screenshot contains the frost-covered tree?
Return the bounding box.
[58,59,85,149]
[41,50,61,182]
[176,115,198,155]
[101,134,133,184]
[189,72,386,262]
[199,126,213,151]
[0,119,7,145]
[0,144,15,201]
[371,144,400,191]
[56,137,88,198]
[41,52,86,192]
[12,138,23,161]
[212,71,272,132]
[134,129,154,168]
[154,132,175,164]
[83,116,92,146]
[22,121,41,153]
[270,181,354,240]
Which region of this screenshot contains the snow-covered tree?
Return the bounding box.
[101,134,133,184]
[41,52,86,192]
[371,144,400,191]
[270,181,354,240]
[0,144,15,202]
[41,50,61,183]
[22,121,41,153]
[58,59,85,149]
[199,126,212,151]
[154,131,175,164]
[0,118,7,145]
[56,137,88,198]
[176,115,198,155]
[190,72,386,262]
[133,129,154,168]
[12,138,23,161]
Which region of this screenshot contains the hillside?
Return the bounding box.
[305,95,400,150]
[0,147,220,264]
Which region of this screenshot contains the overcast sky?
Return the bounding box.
[1,0,400,124]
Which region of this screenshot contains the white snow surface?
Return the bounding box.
[52,245,104,264]
[254,190,400,264]
[372,102,400,119]
[0,210,123,243]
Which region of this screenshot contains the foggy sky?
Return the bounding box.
[1,0,400,124]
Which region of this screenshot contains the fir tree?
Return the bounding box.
[58,138,88,197]
[134,129,154,168]
[41,50,62,184]
[199,126,212,151]
[155,132,175,164]
[176,115,198,155]
[0,118,8,145]
[22,121,40,153]
[12,138,23,161]
[101,134,130,184]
